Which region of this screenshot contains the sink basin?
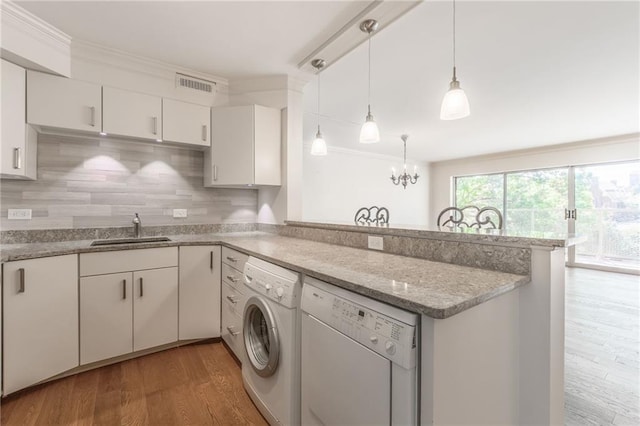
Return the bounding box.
[90,236,171,246]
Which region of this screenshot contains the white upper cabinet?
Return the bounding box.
[205,104,281,187]
[163,98,210,147]
[1,59,36,180]
[27,70,102,133]
[103,86,162,141]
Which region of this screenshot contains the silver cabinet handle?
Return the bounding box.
[210,251,214,270]
[226,295,238,304]
[226,256,237,263]
[226,275,238,283]
[13,148,21,169]
[213,165,218,181]
[89,106,96,127]
[139,277,144,297]
[227,326,240,336]
[122,279,127,300]
[152,117,158,135]
[202,124,207,142]
[18,268,25,293]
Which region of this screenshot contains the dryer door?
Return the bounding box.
[243,296,280,377]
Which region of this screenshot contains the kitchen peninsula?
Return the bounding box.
[1,222,579,425]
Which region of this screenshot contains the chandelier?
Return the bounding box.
[390,134,419,189]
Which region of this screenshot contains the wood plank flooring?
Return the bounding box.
[0,342,267,426]
[1,268,637,425]
[565,267,640,426]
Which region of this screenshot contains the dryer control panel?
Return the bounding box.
[244,257,300,308]
[302,278,417,369]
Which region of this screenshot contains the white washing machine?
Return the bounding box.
[301,277,419,425]
[242,256,301,426]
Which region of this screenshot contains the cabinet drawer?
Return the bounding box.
[222,281,246,316]
[222,262,244,291]
[80,247,178,276]
[222,247,248,271]
[221,300,244,363]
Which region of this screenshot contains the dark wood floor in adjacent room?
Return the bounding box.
[0,342,267,426]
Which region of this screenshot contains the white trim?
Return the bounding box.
[433,133,640,168]
[71,38,228,86]
[1,1,71,46]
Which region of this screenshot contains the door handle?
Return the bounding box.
[226,295,238,304]
[213,165,218,181]
[226,256,237,263]
[122,279,127,299]
[226,275,239,283]
[202,125,207,142]
[210,251,214,270]
[18,268,25,293]
[139,277,144,297]
[13,148,21,169]
[227,326,240,336]
[89,106,96,127]
[152,117,158,135]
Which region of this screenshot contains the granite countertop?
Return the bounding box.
[0,232,530,319]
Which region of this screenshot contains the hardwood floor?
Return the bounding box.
[1,268,637,425]
[0,342,267,426]
[565,267,640,425]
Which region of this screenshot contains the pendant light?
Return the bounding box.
[440,0,470,120]
[310,59,328,156]
[359,19,380,143]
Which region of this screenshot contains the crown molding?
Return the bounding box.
[431,133,640,167]
[71,38,228,86]
[1,1,71,76]
[1,1,71,46]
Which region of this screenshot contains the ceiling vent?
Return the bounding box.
[175,73,216,93]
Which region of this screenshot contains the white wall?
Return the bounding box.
[303,145,429,226]
[429,134,640,223]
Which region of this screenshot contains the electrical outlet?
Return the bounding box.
[173,209,188,218]
[8,209,32,220]
[368,235,384,251]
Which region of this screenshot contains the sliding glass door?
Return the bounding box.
[455,160,639,272]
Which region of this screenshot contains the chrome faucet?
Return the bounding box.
[133,213,142,238]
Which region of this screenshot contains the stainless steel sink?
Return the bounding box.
[90,236,171,246]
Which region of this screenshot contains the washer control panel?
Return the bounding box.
[302,280,417,369]
[244,257,300,308]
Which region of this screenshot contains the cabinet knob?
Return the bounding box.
[89,106,96,127]
[13,148,21,170]
[202,124,207,142]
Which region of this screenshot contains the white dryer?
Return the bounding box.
[242,257,301,426]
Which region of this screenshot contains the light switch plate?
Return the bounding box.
[173,209,187,218]
[8,209,32,220]
[368,235,384,251]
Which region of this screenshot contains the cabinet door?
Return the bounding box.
[103,87,162,141]
[27,70,102,132]
[133,267,178,351]
[2,255,79,394]
[1,60,36,180]
[254,105,281,185]
[80,272,133,365]
[163,98,210,147]
[207,105,254,185]
[178,246,221,340]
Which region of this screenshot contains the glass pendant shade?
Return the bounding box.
[310,130,327,156]
[359,111,380,143]
[440,78,470,120]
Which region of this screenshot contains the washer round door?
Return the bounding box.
[243,296,280,377]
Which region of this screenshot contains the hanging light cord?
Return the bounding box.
[368,34,372,113]
[317,71,321,132]
[453,0,456,69]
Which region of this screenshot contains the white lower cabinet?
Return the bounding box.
[178,246,221,340]
[220,248,248,361]
[80,272,133,365]
[2,255,79,395]
[79,248,178,365]
[133,267,179,351]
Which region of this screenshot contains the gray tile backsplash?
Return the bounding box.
[0,133,258,230]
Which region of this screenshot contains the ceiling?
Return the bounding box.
[17,1,640,163]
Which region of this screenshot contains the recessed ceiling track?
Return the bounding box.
[297,0,422,73]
